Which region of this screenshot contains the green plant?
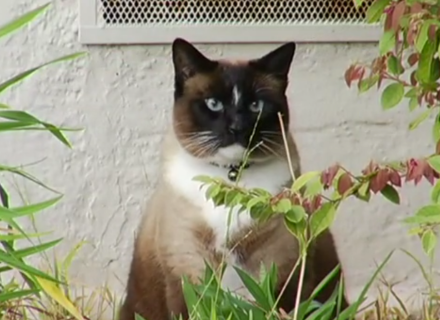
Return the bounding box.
[0,3,87,319]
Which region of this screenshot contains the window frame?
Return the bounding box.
[79,0,382,44]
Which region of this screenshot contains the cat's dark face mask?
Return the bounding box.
[171,38,296,162]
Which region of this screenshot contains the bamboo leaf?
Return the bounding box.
[0,3,50,39]
[13,238,62,259]
[0,52,87,95]
[0,164,60,193]
[0,249,60,283]
[0,289,40,303]
[36,276,85,320]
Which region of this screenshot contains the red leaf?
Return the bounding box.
[321,164,340,188]
[423,164,436,185]
[370,169,389,193]
[409,2,423,14]
[406,158,425,185]
[344,65,355,87]
[362,161,378,175]
[429,25,438,40]
[408,53,419,66]
[384,7,393,31]
[410,71,418,86]
[391,2,406,32]
[337,173,353,195]
[388,169,402,187]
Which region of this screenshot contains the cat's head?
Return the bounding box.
[171,38,296,164]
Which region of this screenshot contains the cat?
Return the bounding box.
[119,38,349,320]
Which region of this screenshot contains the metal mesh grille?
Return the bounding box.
[99,0,372,25]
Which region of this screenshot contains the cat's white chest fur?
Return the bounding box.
[166,144,292,298]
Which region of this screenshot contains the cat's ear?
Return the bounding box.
[172,38,218,79]
[251,42,296,78]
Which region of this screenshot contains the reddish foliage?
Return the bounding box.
[303,195,323,214]
[388,168,402,187]
[370,169,389,193]
[390,2,407,32]
[321,164,340,189]
[407,53,419,66]
[337,173,354,195]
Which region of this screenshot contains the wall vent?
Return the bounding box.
[79,0,381,44]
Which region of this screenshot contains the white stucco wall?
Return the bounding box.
[1,0,439,313]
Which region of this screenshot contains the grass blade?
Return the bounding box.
[13,238,63,259]
[0,289,40,303]
[0,52,87,95]
[0,3,51,39]
[0,248,61,283]
[0,164,61,194]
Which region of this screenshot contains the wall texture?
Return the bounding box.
[1,0,439,313]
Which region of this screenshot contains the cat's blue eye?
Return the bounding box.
[205,98,224,112]
[249,100,264,113]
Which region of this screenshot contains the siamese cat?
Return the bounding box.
[119,38,348,320]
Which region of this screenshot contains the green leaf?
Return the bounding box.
[13,239,62,259]
[408,97,419,111]
[404,205,440,225]
[4,196,62,218]
[358,75,379,93]
[387,55,404,76]
[234,267,271,311]
[0,110,75,147]
[409,109,432,130]
[274,198,292,213]
[205,184,221,200]
[421,230,437,257]
[428,155,440,174]
[417,37,438,84]
[291,171,321,193]
[0,164,61,193]
[192,175,215,184]
[415,20,431,53]
[0,121,35,131]
[379,31,396,55]
[285,205,307,223]
[0,52,87,95]
[0,289,40,303]
[0,231,51,241]
[284,218,307,242]
[380,184,400,205]
[0,3,50,39]
[431,181,440,203]
[309,203,337,239]
[433,113,440,143]
[0,249,61,283]
[381,83,404,110]
[365,0,391,23]
[404,88,417,98]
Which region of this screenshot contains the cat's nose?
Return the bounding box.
[228,123,241,135]
[228,117,244,135]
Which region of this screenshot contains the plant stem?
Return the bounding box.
[277,112,296,180]
[293,254,307,320]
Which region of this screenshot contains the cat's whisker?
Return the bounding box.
[260,131,282,136]
[260,138,284,158]
[260,143,283,159]
[192,138,220,158]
